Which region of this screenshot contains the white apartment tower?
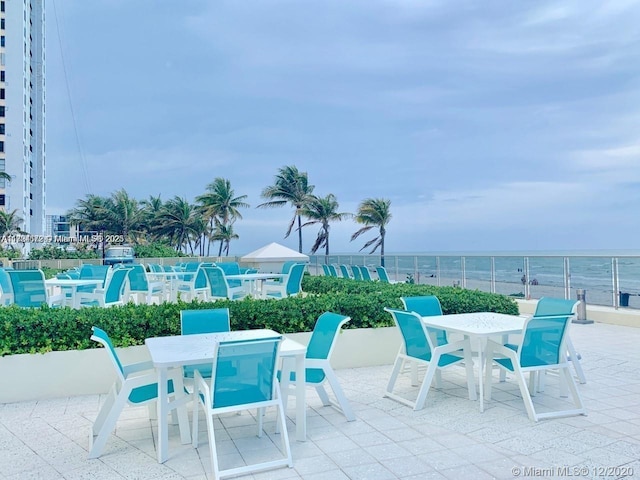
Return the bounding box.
[0,0,46,236]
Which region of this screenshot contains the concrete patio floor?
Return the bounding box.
[1,321,639,480]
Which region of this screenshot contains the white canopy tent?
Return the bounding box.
[240,242,309,273]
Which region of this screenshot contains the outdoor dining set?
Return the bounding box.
[0,260,307,309]
[82,292,587,479]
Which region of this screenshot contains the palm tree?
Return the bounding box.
[0,171,11,186]
[140,194,164,239]
[258,165,314,253]
[350,198,392,266]
[104,189,144,243]
[155,197,201,253]
[0,209,25,237]
[196,178,249,256]
[211,223,239,256]
[67,194,111,236]
[300,194,351,255]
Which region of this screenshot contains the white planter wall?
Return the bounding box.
[0,327,400,404]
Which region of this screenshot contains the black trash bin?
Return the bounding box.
[619,292,630,307]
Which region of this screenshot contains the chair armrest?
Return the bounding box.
[194,369,211,404]
[123,360,155,376]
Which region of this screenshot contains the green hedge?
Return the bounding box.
[0,276,518,356]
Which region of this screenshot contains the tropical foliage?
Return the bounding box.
[350,198,392,266]
[258,165,315,253]
[300,194,351,255]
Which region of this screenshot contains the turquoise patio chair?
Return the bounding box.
[264,263,305,298]
[327,264,339,277]
[7,269,65,308]
[176,266,209,302]
[280,312,356,421]
[88,326,190,458]
[484,307,586,422]
[77,268,129,308]
[358,266,372,281]
[202,266,247,300]
[350,265,362,281]
[192,336,292,479]
[339,264,352,279]
[375,266,397,284]
[180,308,230,380]
[322,264,331,276]
[216,262,242,288]
[125,264,165,304]
[401,296,448,346]
[384,308,476,410]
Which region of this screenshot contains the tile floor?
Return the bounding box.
[1,321,639,479]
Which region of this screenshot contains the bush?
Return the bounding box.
[133,242,189,259]
[0,278,518,355]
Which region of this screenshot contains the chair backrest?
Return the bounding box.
[285,263,305,295]
[306,312,350,360]
[104,268,129,304]
[216,262,241,287]
[327,265,338,277]
[192,266,208,290]
[351,265,362,281]
[210,336,282,408]
[384,308,435,361]
[181,261,202,281]
[534,297,578,317]
[7,269,48,307]
[126,264,149,291]
[359,266,372,281]
[90,326,125,381]
[400,296,447,345]
[322,264,331,276]
[376,266,390,283]
[339,265,351,279]
[181,308,230,335]
[281,261,297,274]
[202,266,231,299]
[0,268,13,303]
[80,264,111,286]
[401,296,443,317]
[520,313,573,368]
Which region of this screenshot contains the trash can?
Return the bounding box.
[619,291,630,308]
[574,289,593,324]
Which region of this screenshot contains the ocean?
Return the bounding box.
[309,251,640,309]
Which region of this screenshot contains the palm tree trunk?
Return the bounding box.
[297,215,303,253]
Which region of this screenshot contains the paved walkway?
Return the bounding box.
[1,321,639,479]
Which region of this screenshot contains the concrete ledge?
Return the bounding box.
[0,327,401,404]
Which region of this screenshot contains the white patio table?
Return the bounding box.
[420,312,525,412]
[44,278,104,308]
[146,271,189,301]
[226,273,286,298]
[145,328,307,463]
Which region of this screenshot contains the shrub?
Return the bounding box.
[0,278,518,355]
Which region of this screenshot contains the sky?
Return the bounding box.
[44,0,640,255]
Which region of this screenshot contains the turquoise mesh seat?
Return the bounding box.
[216,262,242,288]
[78,268,128,307]
[264,263,305,298]
[350,265,362,280]
[401,296,448,346]
[88,326,190,458]
[384,308,477,410]
[358,266,372,281]
[7,269,65,308]
[281,312,355,421]
[180,308,230,379]
[339,265,352,279]
[192,336,292,479]
[375,266,397,283]
[0,268,13,305]
[322,264,331,276]
[327,264,338,277]
[202,266,246,300]
[125,264,165,304]
[484,304,586,422]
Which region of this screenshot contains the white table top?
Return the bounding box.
[145,329,306,369]
[420,312,525,337]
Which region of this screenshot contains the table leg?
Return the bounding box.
[478,337,487,413]
[295,352,306,441]
[157,367,168,463]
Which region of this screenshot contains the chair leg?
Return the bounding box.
[323,368,356,421]
[484,358,495,401]
[566,338,587,384]
[561,366,586,413]
[414,360,438,411]
[191,398,200,448]
[91,386,116,438]
[88,390,129,459]
[514,368,538,422]
[315,384,331,407]
[275,387,293,467]
[385,357,404,397]
[205,410,221,480]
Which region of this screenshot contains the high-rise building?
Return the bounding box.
[0,0,46,236]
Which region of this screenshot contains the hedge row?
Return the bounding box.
[0,276,518,356]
